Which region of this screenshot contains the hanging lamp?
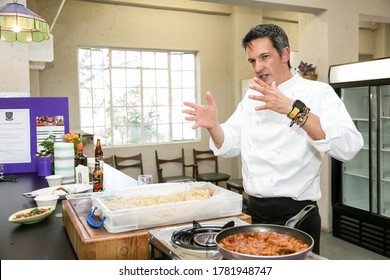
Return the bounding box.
[0,0,50,43]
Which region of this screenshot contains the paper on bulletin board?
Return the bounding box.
[0,109,31,164]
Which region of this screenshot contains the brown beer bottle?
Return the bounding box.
[92,160,103,192]
[95,139,104,162]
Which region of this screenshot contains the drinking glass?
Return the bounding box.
[0,164,4,179]
[138,174,153,185]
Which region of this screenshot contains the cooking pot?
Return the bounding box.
[215,204,316,260]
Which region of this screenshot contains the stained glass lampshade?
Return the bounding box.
[0,1,50,43]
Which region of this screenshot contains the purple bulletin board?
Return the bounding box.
[0,97,70,173]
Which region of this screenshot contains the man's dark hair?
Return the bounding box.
[242,24,291,68]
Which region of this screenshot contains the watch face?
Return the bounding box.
[294,100,306,111]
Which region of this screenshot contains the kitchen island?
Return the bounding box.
[0,164,137,260]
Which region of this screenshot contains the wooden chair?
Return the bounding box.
[155,149,195,183]
[115,153,144,177]
[227,178,248,208]
[103,155,116,168]
[193,149,230,186]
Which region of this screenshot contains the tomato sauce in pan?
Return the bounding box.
[218,231,309,256]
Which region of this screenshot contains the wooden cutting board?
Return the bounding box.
[62,198,252,260]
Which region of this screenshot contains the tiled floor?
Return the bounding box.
[319,231,389,260]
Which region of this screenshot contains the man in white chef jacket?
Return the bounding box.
[183,24,363,254]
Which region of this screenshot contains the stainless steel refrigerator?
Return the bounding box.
[329,58,390,258]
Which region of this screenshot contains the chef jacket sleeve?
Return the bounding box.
[306,86,364,162]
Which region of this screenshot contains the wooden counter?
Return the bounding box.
[62,198,251,260]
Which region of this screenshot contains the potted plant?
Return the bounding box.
[297,61,318,80]
[35,134,56,176]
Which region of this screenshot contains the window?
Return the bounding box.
[77,48,198,146]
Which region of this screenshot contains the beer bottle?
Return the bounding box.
[92,160,103,192]
[95,139,103,161]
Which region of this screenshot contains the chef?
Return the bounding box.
[183,23,363,254]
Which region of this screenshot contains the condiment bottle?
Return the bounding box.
[74,143,88,168]
[92,160,103,192]
[74,143,88,183]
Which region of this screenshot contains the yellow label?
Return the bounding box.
[288,107,300,119]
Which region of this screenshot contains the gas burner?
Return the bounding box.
[171,220,234,250]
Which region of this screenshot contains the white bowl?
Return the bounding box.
[34,194,59,208]
[45,175,64,187]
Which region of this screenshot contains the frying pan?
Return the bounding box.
[215,204,316,260]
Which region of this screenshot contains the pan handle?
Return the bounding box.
[285,204,316,228]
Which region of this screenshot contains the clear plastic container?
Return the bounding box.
[91,182,243,233]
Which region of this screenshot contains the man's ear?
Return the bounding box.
[282,47,290,63]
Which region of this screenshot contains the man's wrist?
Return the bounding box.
[287,100,310,127]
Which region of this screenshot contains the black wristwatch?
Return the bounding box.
[287,100,306,120]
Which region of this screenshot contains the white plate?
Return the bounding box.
[9,206,55,224]
[23,183,92,199]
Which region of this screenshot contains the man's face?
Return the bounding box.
[246,37,290,86]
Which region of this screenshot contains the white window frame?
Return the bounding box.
[77,47,199,146]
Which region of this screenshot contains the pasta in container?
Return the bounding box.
[91,181,243,233]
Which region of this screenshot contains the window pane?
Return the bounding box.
[157,88,169,106]
[127,88,141,106]
[171,89,182,106]
[80,108,93,127]
[145,123,158,143]
[126,51,141,68]
[78,49,92,68]
[171,54,181,70]
[112,107,128,126]
[157,106,170,123]
[172,105,183,122]
[156,52,168,68]
[93,89,105,108]
[144,107,158,124]
[143,69,156,87]
[182,71,195,88]
[111,69,126,87]
[93,108,105,125]
[172,123,183,140]
[143,88,156,106]
[113,126,127,145]
[112,88,127,106]
[80,88,92,107]
[128,107,142,124]
[171,71,182,88]
[92,69,105,88]
[128,124,141,144]
[183,123,196,140]
[182,88,195,103]
[182,53,195,70]
[157,124,169,142]
[112,50,126,67]
[156,70,168,87]
[91,50,104,68]
[79,68,92,88]
[142,52,155,68]
[127,69,141,87]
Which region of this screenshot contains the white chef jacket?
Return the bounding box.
[211,74,364,201]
